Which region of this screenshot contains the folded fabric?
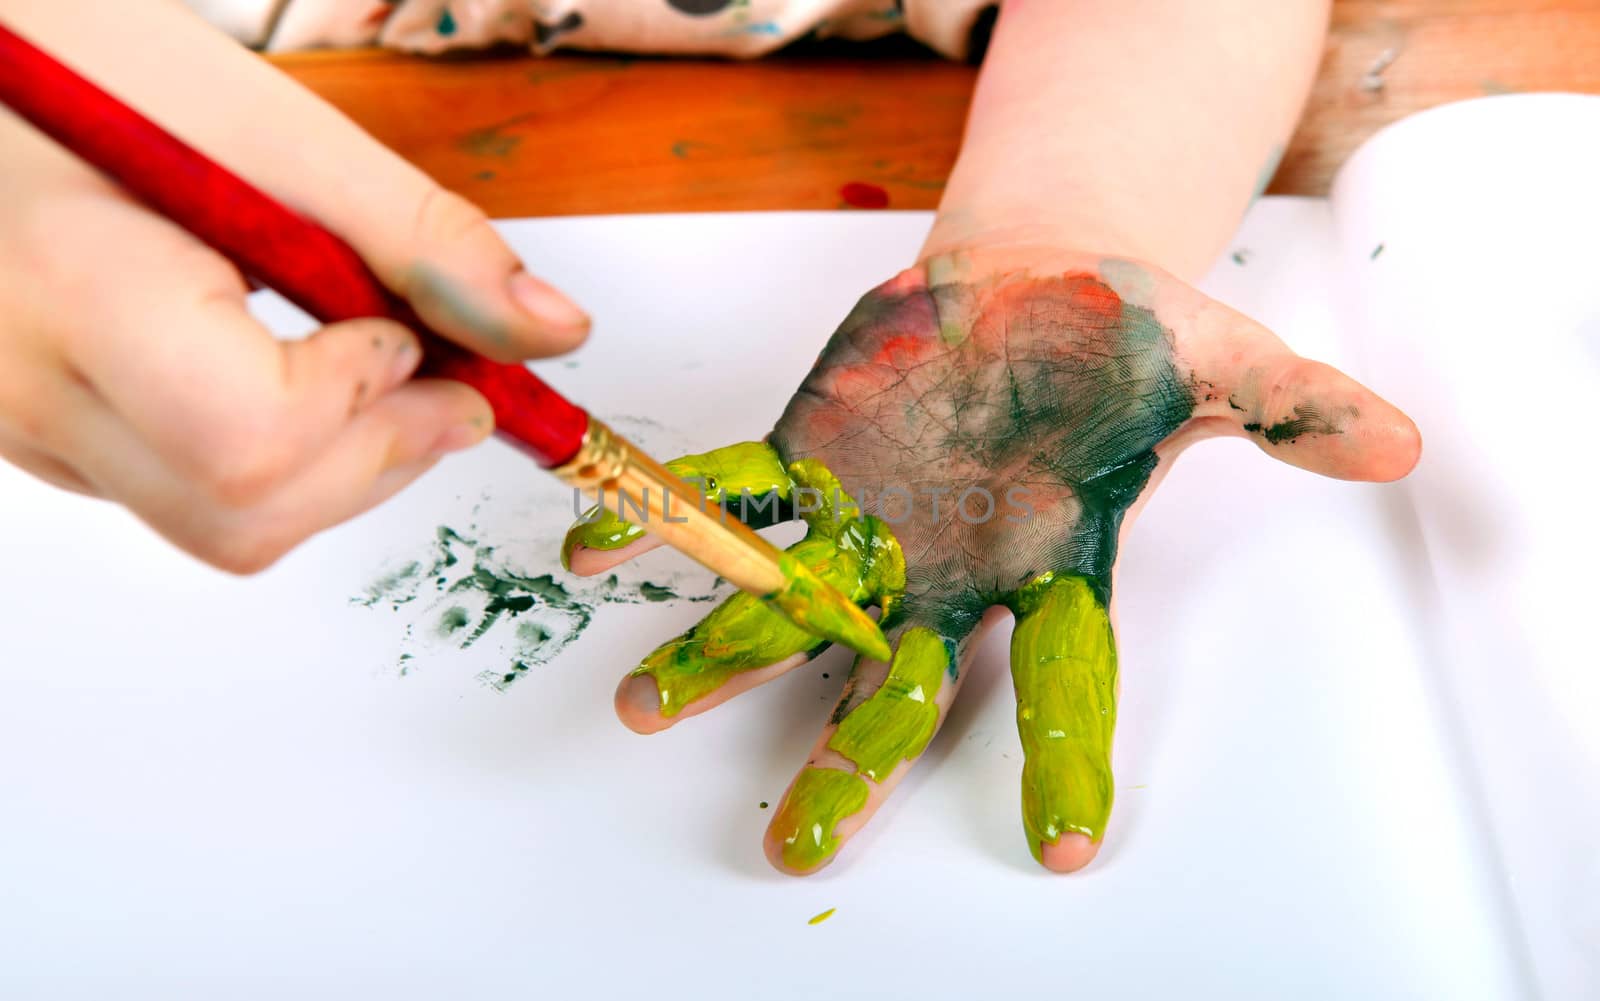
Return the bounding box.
[184,0,997,61]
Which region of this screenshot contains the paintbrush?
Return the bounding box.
[0,23,891,662]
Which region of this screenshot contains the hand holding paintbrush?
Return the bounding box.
[0,11,888,660]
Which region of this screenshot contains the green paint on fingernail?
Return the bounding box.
[775,767,869,871]
[436,8,457,36]
[1008,573,1118,858]
[827,627,950,782]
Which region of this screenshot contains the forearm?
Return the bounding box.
[923,0,1329,279]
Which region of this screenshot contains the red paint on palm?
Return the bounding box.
[0,22,588,467]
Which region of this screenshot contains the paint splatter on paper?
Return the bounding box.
[356,516,721,691]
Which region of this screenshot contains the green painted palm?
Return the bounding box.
[563,247,1419,873]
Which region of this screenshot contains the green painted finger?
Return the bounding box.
[624,457,906,720]
[767,624,958,873]
[826,627,953,782]
[771,766,870,872]
[635,535,846,716]
[561,440,795,569]
[1008,572,1119,863]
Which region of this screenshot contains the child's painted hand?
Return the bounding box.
[561,246,1421,874]
[0,2,587,572]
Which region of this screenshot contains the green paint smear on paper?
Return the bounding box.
[437,605,471,636]
[774,767,869,871]
[1008,573,1118,860]
[826,627,950,782]
[618,448,905,718]
[357,561,425,607]
[357,523,716,691]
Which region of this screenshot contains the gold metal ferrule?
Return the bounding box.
[550,415,786,597]
[551,417,630,490]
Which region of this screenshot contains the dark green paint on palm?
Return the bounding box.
[778,274,1194,637]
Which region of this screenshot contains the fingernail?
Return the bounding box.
[508,270,589,332]
[388,337,420,386]
[432,415,491,456]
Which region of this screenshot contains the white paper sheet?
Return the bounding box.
[0,207,1523,999]
[1332,93,1600,1001]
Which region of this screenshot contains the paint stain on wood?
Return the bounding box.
[839,182,890,209]
[459,126,523,159]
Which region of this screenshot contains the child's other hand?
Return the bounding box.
[0,2,587,572]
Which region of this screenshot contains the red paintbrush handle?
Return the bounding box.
[0,22,589,467]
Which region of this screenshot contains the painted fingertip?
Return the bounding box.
[562,513,647,572]
[768,768,869,874]
[763,834,831,877]
[1038,833,1101,873]
[564,534,656,576]
[508,270,590,346]
[615,672,670,734]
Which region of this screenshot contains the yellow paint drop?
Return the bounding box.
[808,908,836,926]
